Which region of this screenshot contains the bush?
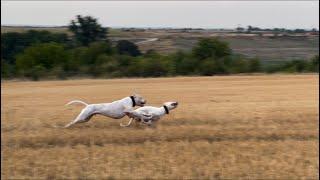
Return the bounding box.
[144,49,159,57]
[198,58,228,75]
[28,65,46,81]
[116,40,141,57]
[1,59,15,78]
[141,57,168,77]
[264,57,318,73]
[282,60,308,73]
[198,59,217,76]
[1,30,69,64]
[126,57,169,77]
[90,55,119,77]
[50,66,67,80]
[170,52,199,75]
[192,38,232,60]
[309,55,319,72]
[84,42,114,65]
[227,57,248,73]
[247,58,261,72]
[68,47,88,69]
[16,42,69,76]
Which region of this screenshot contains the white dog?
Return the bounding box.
[64,94,146,128]
[121,101,178,127]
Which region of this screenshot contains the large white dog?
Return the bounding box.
[64,94,146,128]
[121,101,178,127]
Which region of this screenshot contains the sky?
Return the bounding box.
[1,1,319,29]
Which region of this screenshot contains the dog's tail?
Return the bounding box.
[65,100,88,106]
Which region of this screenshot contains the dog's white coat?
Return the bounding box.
[121,102,178,127]
[65,95,146,128]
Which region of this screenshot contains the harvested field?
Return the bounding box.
[1,74,319,179]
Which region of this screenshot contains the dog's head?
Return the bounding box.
[132,94,146,107]
[163,101,179,111]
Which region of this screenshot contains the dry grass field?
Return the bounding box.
[1,74,319,179]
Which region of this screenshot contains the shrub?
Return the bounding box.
[85,42,114,65]
[309,55,319,72]
[144,49,159,57]
[192,38,232,60]
[90,55,119,77]
[16,42,69,76]
[28,65,46,81]
[198,58,228,76]
[170,52,199,75]
[116,40,141,57]
[247,58,261,72]
[141,57,168,77]
[126,57,169,77]
[1,59,15,78]
[1,30,69,64]
[50,66,67,80]
[282,60,308,73]
[227,57,248,73]
[68,47,88,69]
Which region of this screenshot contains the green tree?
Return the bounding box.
[90,55,119,77]
[126,57,168,77]
[1,30,68,64]
[228,57,248,73]
[29,65,46,81]
[116,40,141,57]
[69,15,108,46]
[192,38,232,60]
[309,55,319,72]
[144,49,159,57]
[169,51,198,75]
[1,59,15,78]
[85,42,114,64]
[288,60,308,72]
[16,43,69,75]
[198,58,227,75]
[247,58,261,72]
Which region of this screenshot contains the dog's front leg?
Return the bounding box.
[120,118,134,127]
[143,119,153,126]
[148,122,157,129]
[133,118,141,127]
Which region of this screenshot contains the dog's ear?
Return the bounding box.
[132,91,139,97]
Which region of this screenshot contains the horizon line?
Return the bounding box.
[1,24,319,30]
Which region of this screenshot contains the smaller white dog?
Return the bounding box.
[64,94,146,128]
[121,101,178,127]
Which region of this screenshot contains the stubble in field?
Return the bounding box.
[1,74,319,179]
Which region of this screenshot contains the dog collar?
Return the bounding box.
[130,96,136,107]
[163,105,169,114]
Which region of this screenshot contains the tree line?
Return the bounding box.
[236,25,319,33]
[1,15,319,80]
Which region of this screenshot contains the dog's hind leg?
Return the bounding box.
[64,107,95,128]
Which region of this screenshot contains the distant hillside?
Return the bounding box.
[2,26,319,61]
